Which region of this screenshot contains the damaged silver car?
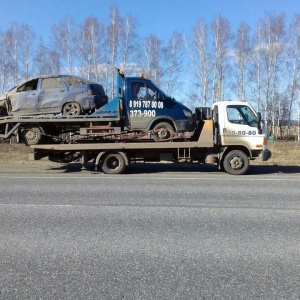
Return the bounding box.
[0,75,108,117]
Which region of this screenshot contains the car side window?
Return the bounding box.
[41,78,64,89]
[62,76,87,87]
[17,79,39,92]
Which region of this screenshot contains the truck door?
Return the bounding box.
[223,104,259,145]
[38,77,67,113]
[127,81,160,129]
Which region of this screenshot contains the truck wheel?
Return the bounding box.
[63,102,82,116]
[21,126,43,146]
[153,122,175,142]
[101,153,126,174]
[223,150,249,175]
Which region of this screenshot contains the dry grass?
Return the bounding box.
[0,141,300,166]
[255,141,300,166]
[0,143,36,165]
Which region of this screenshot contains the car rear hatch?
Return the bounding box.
[87,84,108,108]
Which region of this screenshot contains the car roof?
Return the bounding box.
[16,75,95,86]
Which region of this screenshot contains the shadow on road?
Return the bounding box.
[49,162,300,176]
[247,165,300,175]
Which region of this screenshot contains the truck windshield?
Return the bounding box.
[227,105,258,127]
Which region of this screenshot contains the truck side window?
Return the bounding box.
[227,105,257,127]
[132,83,155,100]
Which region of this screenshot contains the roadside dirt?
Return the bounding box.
[0,143,57,169]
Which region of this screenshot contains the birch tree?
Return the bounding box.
[163,31,183,95]
[76,17,102,81]
[144,34,163,85]
[0,31,13,92]
[107,5,122,97]
[19,24,35,79]
[258,13,285,135]
[59,17,75,74]
[288,15,300,140]
[234,23,250,101]
[184,19,211,106]
[211,14,232,102]
[120,14,138,75]
[51,22,64,73]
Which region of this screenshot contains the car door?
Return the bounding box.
[38,77,67,113]
[9,78,39,114]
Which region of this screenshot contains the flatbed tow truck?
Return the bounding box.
[30,101,272,175]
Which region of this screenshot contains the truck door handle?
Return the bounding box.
[60,89,65,92]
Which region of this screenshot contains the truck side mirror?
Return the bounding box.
[257,112,261,123]
[257,112,262,134]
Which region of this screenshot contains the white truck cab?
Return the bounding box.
[211,101,271,173]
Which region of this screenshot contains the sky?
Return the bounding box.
[1,0,300,42]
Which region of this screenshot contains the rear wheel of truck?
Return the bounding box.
[21,125,44,146]
[62,102,82,116]
[101,153,126,174]
[152,122,175,142]
[223,150,249,175]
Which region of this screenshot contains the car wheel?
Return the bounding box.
[21,126,43,146]
[152,122,175,142]
[62,102,82,116]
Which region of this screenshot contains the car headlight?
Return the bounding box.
[183,109,192,117]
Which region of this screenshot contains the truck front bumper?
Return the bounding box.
[262,149,272,161]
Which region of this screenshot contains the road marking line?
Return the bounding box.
[0,203,299,211]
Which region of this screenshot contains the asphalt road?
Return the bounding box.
[0,164,300,299]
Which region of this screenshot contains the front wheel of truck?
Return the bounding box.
[222,150,249,175]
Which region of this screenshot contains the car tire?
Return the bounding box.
[62,102,82,116]
[21,125,44,146]
[152,122,175,142]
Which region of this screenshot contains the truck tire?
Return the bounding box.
[222,150,249,175]
[21,125,43,146]
[101,153,126,174]
[153,122,175,142]
[62,102,82,116]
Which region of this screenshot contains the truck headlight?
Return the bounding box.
[183,109,192,117]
